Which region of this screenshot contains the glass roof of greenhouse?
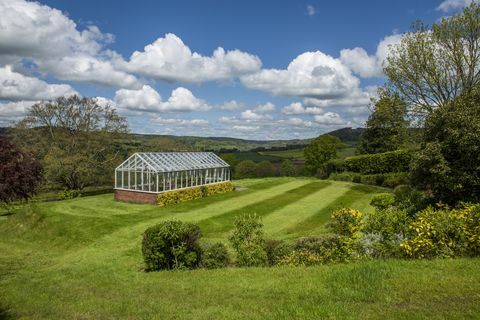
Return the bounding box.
[116,152,230,172]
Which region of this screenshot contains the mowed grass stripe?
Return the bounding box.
[199,181,331,240]
[281,184,383,239]
[54,180,311,266]
[263,183,351,237]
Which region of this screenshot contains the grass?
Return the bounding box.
[0,177,479,319]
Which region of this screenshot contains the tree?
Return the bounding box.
[0,136,43,204]
[14,95,128,190]
[304,134,342,175]
[255,161,275,177]
[410,86,480,204]
[235,160,257,179]
[358,89,409,154]
[280,159,296,176]
[385,3,480,118]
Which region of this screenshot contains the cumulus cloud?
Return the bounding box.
[120,33,262,83]
[313,112,346,125]
[240,109,272,120]
[0,100,36,120]
[151,117,209,126]
[0,65,77,100]
[232,125,260,132]
[306,5,317,16]
[114,85,210,113]
[253,102,276,113]
[282,102,324,115]
[219,100,245,111]
[0,0,139,88]
[437,0,477,11]
[339,34,402,78]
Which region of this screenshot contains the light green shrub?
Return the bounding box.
[370,193,395,210]
[200,242,230,269]
[229,214,267,267]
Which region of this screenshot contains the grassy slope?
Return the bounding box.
[0,178,479,319]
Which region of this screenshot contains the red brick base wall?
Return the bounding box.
[114,189,157,205]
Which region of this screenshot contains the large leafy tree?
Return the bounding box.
[358,89,409,154]
[13,95,128,190]
[304,134,342,175]
[0,136,43,204]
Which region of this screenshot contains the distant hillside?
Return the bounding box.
[324,127,364,144]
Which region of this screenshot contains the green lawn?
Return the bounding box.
[1,178,479,319]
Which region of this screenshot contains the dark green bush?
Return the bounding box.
[370,193,395,210]
[393,184,427,215]
[229,214,267,267]
[329,172,408,188]
[200,242,230,269]
[58,189,80,200]
[265,239,291,266]
[344,149,413,174]
[142,220,202,271]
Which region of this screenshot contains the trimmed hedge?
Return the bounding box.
[156,182,234,206]
[344,149,413,174]
[329,172,409,188]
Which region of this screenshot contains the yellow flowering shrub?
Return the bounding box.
[329,208,363,238]
[157,182,234,206]
[400,204,480,258]
[277,250,323,267]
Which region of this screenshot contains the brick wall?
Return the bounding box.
[114,189,157,205]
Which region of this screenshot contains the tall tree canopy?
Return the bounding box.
[0,136,43,204]
[304,134,342,175]
[358,89,409,154]
[385,3,480,118]
[14,95,128,190]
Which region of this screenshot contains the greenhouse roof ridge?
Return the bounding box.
[116,152,230,173]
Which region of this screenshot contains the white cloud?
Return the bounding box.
[219,100,245,111]
[241,51,361,100]
[114,85,210,113]
[152,117,209,126]
[313,112,346,125]
[340,34,402,78]
[437,0,477,11]
[240,109,272,120]
[121,33,262,83]
[253,102,276,113]
[232,125,259,132]
[306,5,317,16]
[282,102,324,115]
[0,100,36,119]
[0,0,139,88]
[0,65,77,100]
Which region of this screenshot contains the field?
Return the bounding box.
[1,178,479,319]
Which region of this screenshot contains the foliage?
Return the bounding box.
[265,239,291,266]
[280,159,296,176]
[156,182,234,206]
[200,242,230,269]
[401,204,480,259]
[235,160,257,179]
[304,134,343,175]
[370,193,395,210]
[393,184,428,215]
[329,208,362,238]
[0,136,43,204]
[255,161,276,177]
[344,149,413,174]
[58,189,80,200]
[360,207,411,258]
[328,172,408,188]
[14,95,128,190]
[385,3,480,115]
[142,220,202,271]
[358,89,409,154]
[228,214,267,267]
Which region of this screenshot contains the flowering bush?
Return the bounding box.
[329,208,363,238]
[400,204,480,258]
[156,182,234,206]
[277,250,323,267]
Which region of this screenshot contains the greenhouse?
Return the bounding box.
[114,152,231,204]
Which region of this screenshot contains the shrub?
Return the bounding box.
[329,208,362,238]
[156,182,234,206]
[200,242,230,269]
[325,158,346,175]
[255,161,276,177]
[360,207,411,258]
[344,149,413,174]
[229,214,267,267]
[400,204,480,259]
[277,249,323,267]
[235,160,257,179]
[393,184,427,215]
[142,220,202,271]
[370,193,395,210]
[58,189,80,200]
[291,235,358,264]
[328,172,408,188]
[265,239,292,266]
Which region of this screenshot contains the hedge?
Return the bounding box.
[343,149,413,174]
[329,172,409,188]
[156,182,234,206]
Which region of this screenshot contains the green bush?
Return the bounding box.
[328,172,408,188]
[200,242,230,269]
[156,182,234,206]
[142,220,202,271]
[329,208,362,238]
[393,184,428,215]
[344,149,413,174]
[277,249,323,267]
[325,158,346,175]
[265,239,292,266]
[229,214,267,267]
[370,193,395,210]
[58,189,80,200]
[400,204,480,259]
[290,235,358,264]
[360,207,411,258]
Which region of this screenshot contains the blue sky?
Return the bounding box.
[0,0,473,139]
